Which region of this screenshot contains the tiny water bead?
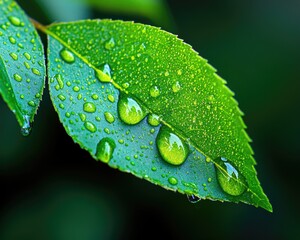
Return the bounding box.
[60,48,75,63]
[83,102,96,113]
[147,114,160,127]
[21,115,31,136]
[187,194,200,203]
[214,157,247,196]
[156,126,189,166]
[149,85,160,98]
[95,63,112,83]
[95,137,116,163]
[117,94,147,125]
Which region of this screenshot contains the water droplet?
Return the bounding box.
[95,63,112,83]
[13,73,22,82]
[21,115,31,136]
[168,177,178,185]
[73,86,80,92]
[214,157,247,196]
[107,94,115,103]
[60,48,75,63]
[156,126,189,166]
[28,100,36,107]
[91,94,99,100]
[187,194,200,203]
[95,137,116,163]
[8,16,21,26]
[24,52,31,60]
[149,86,160,98]
[172,81,181,93]
[147,114,160,127]
[83,102,96,113]
[105,38,115,50]
[9,36,16,44]
[104,112,115,124]
[32,68,41,76]
[79,113,86,122]
[55,74,64,89]
[84,121,97,133]
[58,94,66,101]
[117,93,147,125]
[9,52,18,60]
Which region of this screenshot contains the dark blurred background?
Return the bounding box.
[1,0,299,239]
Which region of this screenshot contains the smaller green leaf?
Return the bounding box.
[0,0,45,135]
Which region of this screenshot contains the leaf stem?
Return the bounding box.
[30,18,47,33]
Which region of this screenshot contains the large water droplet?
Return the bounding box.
[147,114,160,127]
[117,94,147,125]
[156,126,189,166]
[214,157,247,196]
[187,194,200,203]
[83,102,96,113]
[21,115,31,136]
[95,63,112,83]
[95,137,116,163]
[60,48,75,63]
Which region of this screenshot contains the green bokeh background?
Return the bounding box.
[0,0,299,239]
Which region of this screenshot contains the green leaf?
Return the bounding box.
[45,19,272,211]
[0,0,45,135]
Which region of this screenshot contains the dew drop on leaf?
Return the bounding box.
[83,102,96,113]
[187,194,200,203]
[84,121,97,133]
[107,94,115,103]
[168,177,178,185]
[60,48,75,63]
[20,115,31,136]
[9,52,18,60]
[147,114,160,127]
[13,73,22,82]
[95,63,112,83]
[95,137,116,163]
[9,36,16,44]
[32,68,41,76]
[172,81,181,93]
[8,16,21,26]
[156,126,189,166]
[24,52,31,60]
[117,93,147,125]
[149,85,160,98]
[104,111,115,124]
[214,157,247,196]
[104,37,115,50]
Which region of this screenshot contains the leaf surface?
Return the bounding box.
[0,0,45,134]
[45,19,272,211]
